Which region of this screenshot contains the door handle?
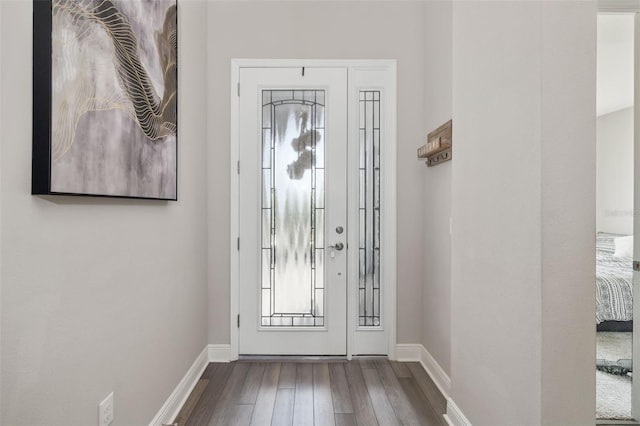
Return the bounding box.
[328,242,344,251]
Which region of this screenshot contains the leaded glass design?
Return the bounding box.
[261,90,325,327]
[359,91,381,327]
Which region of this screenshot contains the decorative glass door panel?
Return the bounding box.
[239,68,347,355]
[359,91,382,328]
[261,90,326,327]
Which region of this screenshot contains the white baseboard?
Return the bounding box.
[444,398,472,426]
[150,344,231,425]
[149,346,209,426]
[395,343,423,362]
[395,344,472,425]
[395,344,451,399]
[419,345,451,400]
[208,344,231,363]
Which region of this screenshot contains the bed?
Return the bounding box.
[596,233,634,332]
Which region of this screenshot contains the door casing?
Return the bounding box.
[229,59,397,360]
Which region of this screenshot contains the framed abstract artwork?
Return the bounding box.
[32,0,178,200]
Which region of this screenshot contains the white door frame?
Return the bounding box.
[229,59,397,360]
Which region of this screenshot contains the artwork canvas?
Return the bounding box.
[33,0,178,200]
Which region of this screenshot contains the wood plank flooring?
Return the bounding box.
[177,358,447,426]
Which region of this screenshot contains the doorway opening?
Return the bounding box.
[596,11,636,422]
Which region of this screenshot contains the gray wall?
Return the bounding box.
[597,107,634,235]
[206,1,428,346]
[0,1,209,425]
[540,3,596,422]
[450,1,596,424]
[451,3,543,423]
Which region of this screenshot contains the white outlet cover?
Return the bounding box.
[99,392,114,426]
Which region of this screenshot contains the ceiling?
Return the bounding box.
[597,14,634,117]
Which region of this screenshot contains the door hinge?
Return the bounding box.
[237,82,240,97]
[237,314,240,328]
[237,160,240,174]
[634,261,640,272]
[237,237,240,251]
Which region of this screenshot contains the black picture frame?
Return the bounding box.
[32,0,178,201]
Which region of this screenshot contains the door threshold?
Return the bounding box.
[597,420,639,425]
[238,355,349,362]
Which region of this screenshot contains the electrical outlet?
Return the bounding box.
[99,392,114,426]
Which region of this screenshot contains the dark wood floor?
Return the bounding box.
[174,358,447,426]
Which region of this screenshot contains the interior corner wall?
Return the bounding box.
[206,1,428,346]
[0,1,209,425]
[450,1,596,425]
[596,107,634,235]
[422,0,452,377]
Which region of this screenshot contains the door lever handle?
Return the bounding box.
[328,242,344,251]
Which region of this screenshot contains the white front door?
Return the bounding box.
[238,67,348,355]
